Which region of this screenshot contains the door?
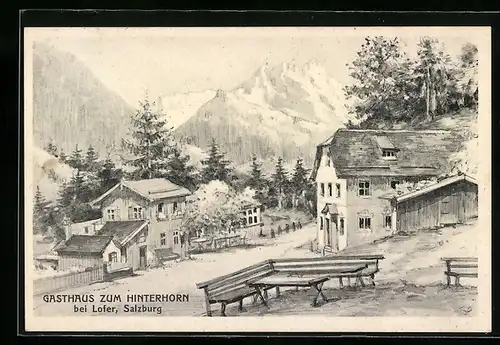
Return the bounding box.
[172,230,182,255]
[325,218,331,247]
[440,196,458,225]
[139,246,147,270]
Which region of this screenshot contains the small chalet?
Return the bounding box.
[89,178,192,269]
[310,128,468,253]
[97,220,149,270]
[54,235,121,271]
[240,201,263,228]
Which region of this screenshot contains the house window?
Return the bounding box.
[108,252,117,262]
[390,181,400,189]
[382,150,397,158]
[254,216,258,223]
[133,207,144,219]
[336,183,341,198]
[249,217,253,225]
[328,183,333,197]
[384,215,392,229]
[107,209,116,221]
[157,203,166,219]
[320,183,325,197]
[320,216,324,230]
[173,231,180,245]
[160,232,166,246]
[253,207,257,212]
[173,202,178,213]
[339,217,345,235]
[358,217,372,231]
[248,209,253,215]
[84,226,89,234]
[358,181,371,196]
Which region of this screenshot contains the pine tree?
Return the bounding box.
[33,186,50,234]
[122,97,175,180]
[67,145,84,171]
[166,145,198,191]
[98,156,123,195]
[270,157,289,209]
[248,154,266,190]
[45,142,58,156]
[200,138,233,184]
[291,157,310,208]
[84,145,100,172]
[58,150,67,164]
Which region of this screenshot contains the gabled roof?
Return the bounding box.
[54,235,115,255]
[97,220,148,246]
[311,129,463,179]
[90,178,192,206]
[379,173,478,203]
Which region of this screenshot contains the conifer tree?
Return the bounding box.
[166,145,198,191]
[33,186,50,234]
[67,145,84,171]
[248,154,266,190]
[270,157,289,209]
[122,97,174,180]
[200,138,233,184]
[58,150,67,164]
[291,157,310,208]
[84,144,100,172]
[98,156,123,195]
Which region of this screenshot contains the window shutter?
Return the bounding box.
[128,207,133,220]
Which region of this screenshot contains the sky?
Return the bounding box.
[26,27,482,108]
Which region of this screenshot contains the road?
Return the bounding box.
[33,223,318,316]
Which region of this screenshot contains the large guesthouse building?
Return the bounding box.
[310,129,476,254]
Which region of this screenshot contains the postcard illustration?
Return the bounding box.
[24,27,491,332]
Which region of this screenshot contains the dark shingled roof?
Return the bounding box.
[97,220,148,245]
[311,129,463,179]
[55,235,114,254]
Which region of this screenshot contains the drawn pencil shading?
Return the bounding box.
[24,26,490,332]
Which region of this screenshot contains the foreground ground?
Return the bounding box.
[33,220,478,317]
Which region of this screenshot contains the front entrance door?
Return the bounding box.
[172,230,182,255]
[325,217,331,247]
[139,246,147,270]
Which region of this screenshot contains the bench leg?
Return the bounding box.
[203,288,212,317]
[348,277,351,286]
[263,289,269,301]
[356,276,366,288]
[220,303,227,317]
[338,277,344,288]
[446,274,451,287]
[238,299,243,311]
[275,287,281,297]
[295,286,299,291]
[311,282,327,307]
[252,294,258,304]
[455,276,461,287]
[370,273,376,287]
[254,287,268,307]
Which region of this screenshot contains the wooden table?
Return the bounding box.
[248,274,331,307]
[249,264,368,307]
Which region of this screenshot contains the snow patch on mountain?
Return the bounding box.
[157,90,216,128]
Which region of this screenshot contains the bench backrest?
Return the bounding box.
[441,257,478,274]
[272,254,384,275]
[196,260,274,298]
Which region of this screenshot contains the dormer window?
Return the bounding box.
[376,136,398,160]
[382,150,397,159]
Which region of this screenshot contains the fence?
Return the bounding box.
[33,265,105,296]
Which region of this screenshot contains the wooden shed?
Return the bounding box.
[381,174,478,233]
[55,235,121,271]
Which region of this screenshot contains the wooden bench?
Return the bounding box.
[195,260,275,316]
[272,254,385,288]
[441,257,478,286]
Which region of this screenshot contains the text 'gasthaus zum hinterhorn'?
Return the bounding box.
[42,293,190,315]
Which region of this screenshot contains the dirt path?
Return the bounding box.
[33,223,318,316]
